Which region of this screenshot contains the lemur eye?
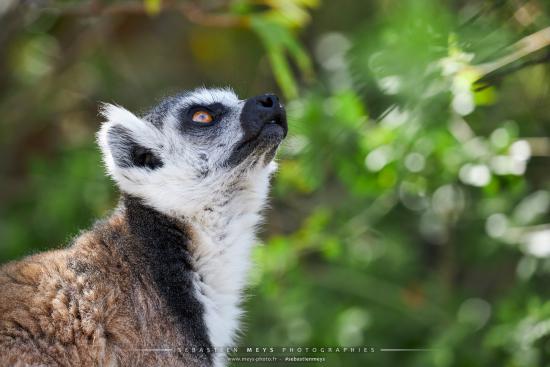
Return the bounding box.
[192,110,213,124]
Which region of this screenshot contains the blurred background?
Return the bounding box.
[1,0,550,365]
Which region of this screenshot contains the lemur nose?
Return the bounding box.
[239,93,288,140]
[255,94,279,110]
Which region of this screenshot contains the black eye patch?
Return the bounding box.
[179,103,227,128]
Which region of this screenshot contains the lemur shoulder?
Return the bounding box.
[0,88,288,367]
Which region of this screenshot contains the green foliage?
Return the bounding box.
[245,0,316,98]
[1,0,550,366]
[242,1,550,365]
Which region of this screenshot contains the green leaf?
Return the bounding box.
[144,0,161,16]
[250,16,313,99]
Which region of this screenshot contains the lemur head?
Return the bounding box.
[97,87,287,216]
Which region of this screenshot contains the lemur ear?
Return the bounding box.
[97,104,163,174]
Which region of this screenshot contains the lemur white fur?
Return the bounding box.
[97,87,282,367]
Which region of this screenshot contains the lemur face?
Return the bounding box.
[97,88,287,215]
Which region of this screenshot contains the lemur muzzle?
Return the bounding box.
[240,94,288,141]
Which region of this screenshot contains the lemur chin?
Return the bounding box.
[0,88,288,367]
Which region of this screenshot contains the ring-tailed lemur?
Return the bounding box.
[0,87,287,367]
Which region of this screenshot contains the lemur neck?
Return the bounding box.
[122,170,271,363]
[182,175,271,363]
[121,195,213,363]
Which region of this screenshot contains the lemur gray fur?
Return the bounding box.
[0,87,288,367]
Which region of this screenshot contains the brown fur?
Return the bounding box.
[0,207,209,367]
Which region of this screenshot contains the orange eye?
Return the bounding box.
[192,110,213,124]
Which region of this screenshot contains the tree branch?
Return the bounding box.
[474,49,550,89]
[477,26,550,75]
[49,0,248,28]
[474,26,550,87]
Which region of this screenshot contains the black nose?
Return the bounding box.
[240,93,287,140]
[255,94,279,109]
